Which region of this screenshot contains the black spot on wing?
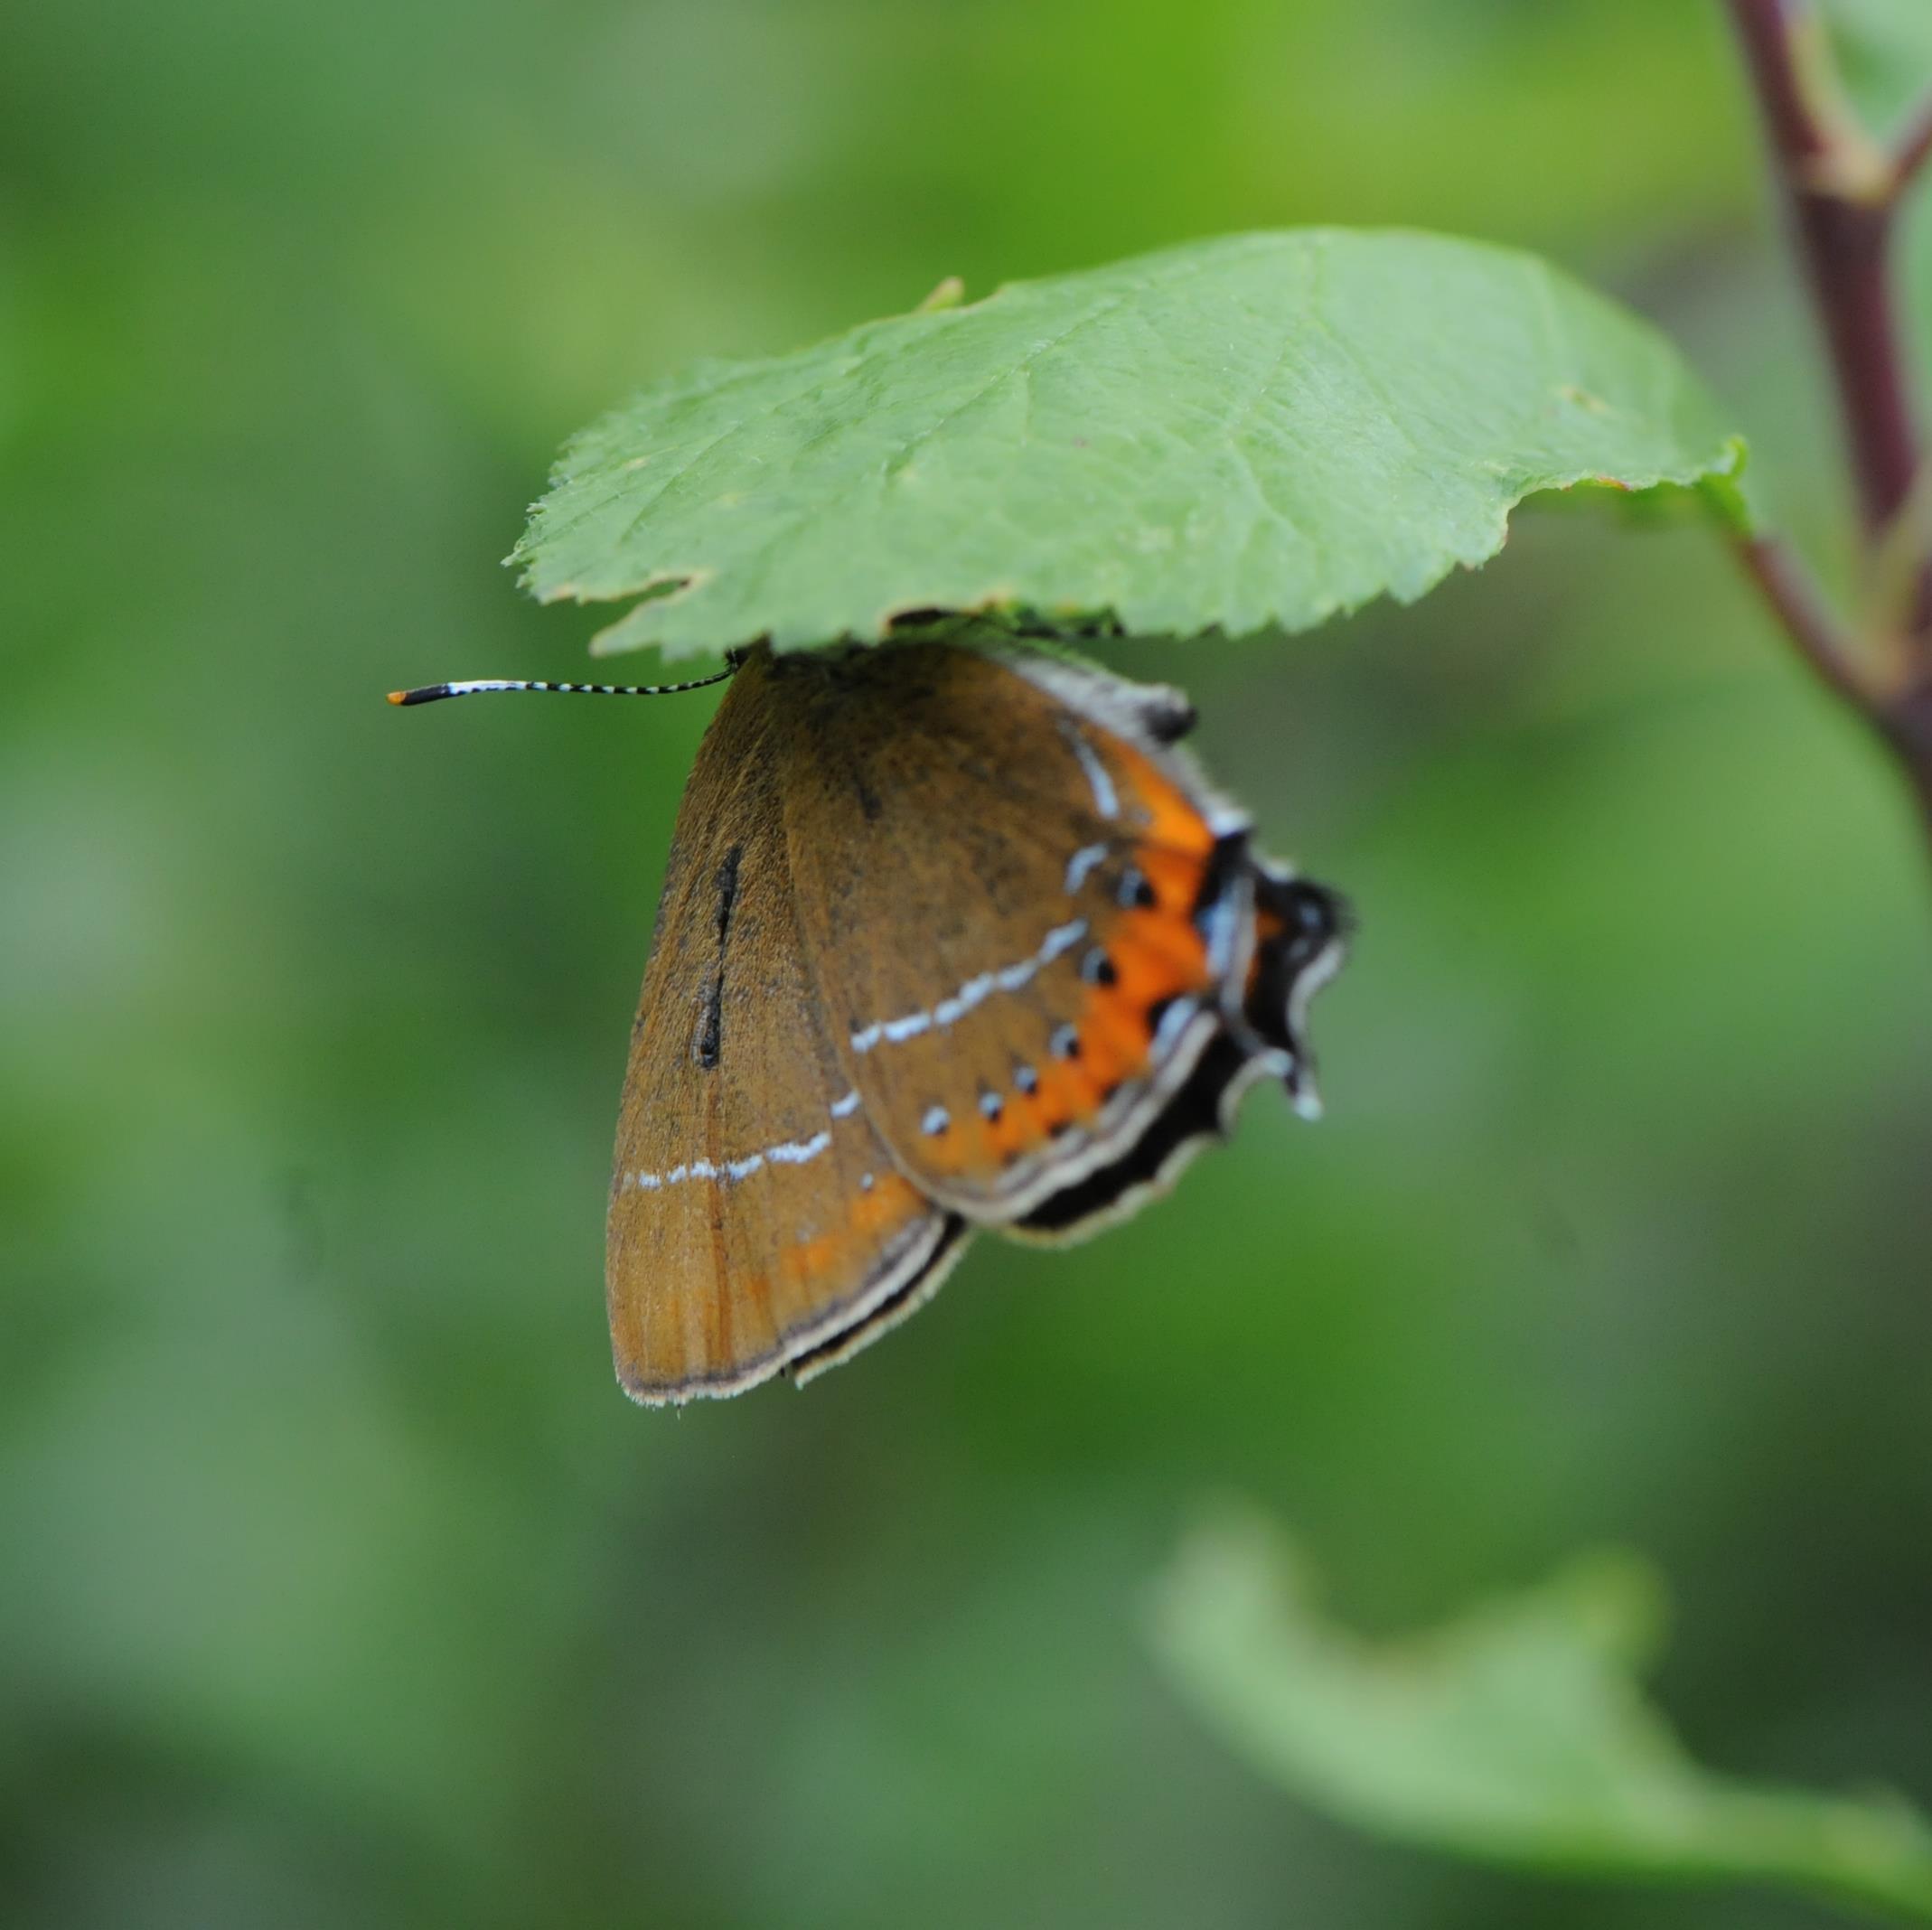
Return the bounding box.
[694,843,743,1071]
[1142,695,1196,744]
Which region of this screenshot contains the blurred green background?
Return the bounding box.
[5,1,1931,1925]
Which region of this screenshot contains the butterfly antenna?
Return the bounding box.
[388,666,736,707]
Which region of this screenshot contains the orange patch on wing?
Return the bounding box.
[1112,744,1218,857]
[1135,846,1207,913]
[776,1169,924,1290]
[1068,1007,1134,1091]
[1110,906,1209,1000]
[1081,986,1151,1069]
[966,898,1221,1168]
[979,1092,1038,1163]
[1033,1056,1102,1132]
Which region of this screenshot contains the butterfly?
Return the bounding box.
[395,636,1348,1403]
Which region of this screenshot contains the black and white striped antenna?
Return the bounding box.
[388,666,736,707]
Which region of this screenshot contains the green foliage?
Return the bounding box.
[513,230,1746,660]
[1149,1508,1932,1926]
[12,1,1932,1925]
[1826,0,1932,128]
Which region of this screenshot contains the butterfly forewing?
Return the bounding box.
[605,663,962,1403]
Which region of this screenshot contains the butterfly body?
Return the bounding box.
[604,638,1347,1405]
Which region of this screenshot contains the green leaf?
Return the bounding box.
[511,230,1748,661]
[1823,0,1932,132]
[1148,1507,1932,1926]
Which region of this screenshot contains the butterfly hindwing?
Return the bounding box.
[773,642,1261,1224]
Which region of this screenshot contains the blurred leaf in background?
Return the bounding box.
[1151,1505,1932,1925]
[3,2,1930,1929]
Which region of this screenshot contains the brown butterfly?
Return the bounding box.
[394,637,1348,1403]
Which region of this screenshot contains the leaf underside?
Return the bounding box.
[512,229,1745,662]
[1148,1507,1932,1926]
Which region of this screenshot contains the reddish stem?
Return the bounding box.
[1723,0,1932,839]
[1726,0,1923,547]
[1731,532,1877,713]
